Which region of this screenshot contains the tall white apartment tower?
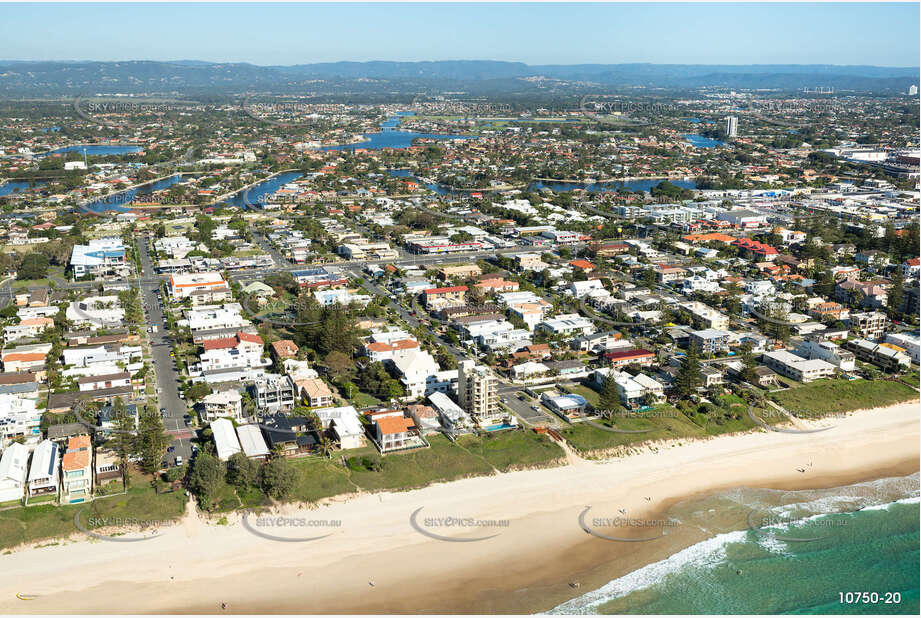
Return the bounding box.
[725,115,738,138]
[457,359,499,423]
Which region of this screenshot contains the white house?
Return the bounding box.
[0,442,29,503]
[211,418,242,461]
[27,439,60,498]
[314,405,366,450]
[389,349,439,400]
[202,389,244,422]
[537,314,596,337]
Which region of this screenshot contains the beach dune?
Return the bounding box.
[1,401,918,615]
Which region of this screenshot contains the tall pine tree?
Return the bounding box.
[676,342,703,399]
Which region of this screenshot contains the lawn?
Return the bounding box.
[561,405,708,455]
[346,434,494,492]
[897,368,920,389]
[349,390,382,409]
[681,398,760,436]
[769,378,918,418]
[0,471,186,552]
[455,429,564,471]
[11,277,53,289]
[562,383,601,407]
[289,457,356,503]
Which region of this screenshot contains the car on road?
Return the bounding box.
[531,405,541,411]
[175,456,183,466]
[160,407,167,417]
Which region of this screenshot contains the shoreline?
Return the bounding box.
[1,400,918,614]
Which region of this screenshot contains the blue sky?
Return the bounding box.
[1,2,918,66]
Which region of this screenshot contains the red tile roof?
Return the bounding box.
[236,331,264,345]
[425,286,468,295]
[376,415,415,436]
[604,348,655,361]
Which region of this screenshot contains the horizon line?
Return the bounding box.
[1,59,918,70]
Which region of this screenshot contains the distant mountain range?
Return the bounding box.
[0,59,916,97]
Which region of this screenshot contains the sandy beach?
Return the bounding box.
[2,400,918,615]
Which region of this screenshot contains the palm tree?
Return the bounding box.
[317,436,334,459]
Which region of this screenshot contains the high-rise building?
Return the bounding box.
[909,85,919,96]
[725,115,738,138]
[457,360,499,423]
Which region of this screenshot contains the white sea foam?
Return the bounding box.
[860,495,921,511]
[546,474,919,615]
[545,529,748,614]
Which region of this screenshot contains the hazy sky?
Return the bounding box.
[1,2,918,66]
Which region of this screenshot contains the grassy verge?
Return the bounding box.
[562,383,601,407]
[0,471,185,552]
[346,434,494,492]
[561,405,707,454]
[289,457,356,503]
[681,395,760,436]
[769,378,918,417]
[455,430,564,471]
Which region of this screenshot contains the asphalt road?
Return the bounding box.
[137,234,193,467]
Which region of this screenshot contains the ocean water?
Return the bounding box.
[550,474,919,615]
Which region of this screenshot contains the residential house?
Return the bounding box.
[843,339,911,372]
[94,448,122,485]
[537,314,596,337]
[389,349,439,400]
[848,311,887,340]
[259,414,319,457]
[27,439,60,498]
[313,405,366,449]
[61,435,93,503]
[762,350,835,383]
[201,389,244,422]
[423,285,467,309]
[236,424,270,461]
[70,237,129,279]
[795,339,857,371]
[604,348,656,368]
[270,339,299,361]
[689,329,732,355]
[1,343,51,373]
[252,374,297,412]
[297,377,334,408]
[211,418,242,461]
[373,413,424,453]
[77,371,131,393]
[0,442,28,503]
